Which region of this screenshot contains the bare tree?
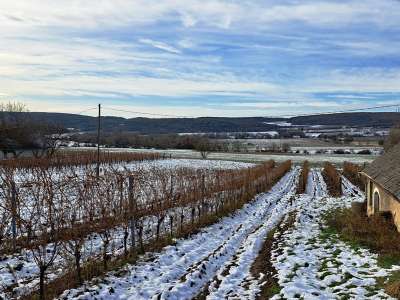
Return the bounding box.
[384,124,400,151]
[194,138,212,159]
[0,101,29,158]
[0,101,65,159]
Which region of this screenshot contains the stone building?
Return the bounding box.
[361,143,400,231]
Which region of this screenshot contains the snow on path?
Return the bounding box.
[59,169,300,300]
[272,170,399,299]
[341,175,363,198]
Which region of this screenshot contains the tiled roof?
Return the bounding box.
[363,143,400,200]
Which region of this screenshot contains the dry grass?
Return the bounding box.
[385,272,400,299]
[325,207,400,298]
[326,207,400,262]
[322,162,342,197]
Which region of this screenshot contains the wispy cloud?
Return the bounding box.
[139,38,181,54]
[0,0,399,117]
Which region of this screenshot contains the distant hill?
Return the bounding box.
[1,112,399,134]
[291,112,400,127]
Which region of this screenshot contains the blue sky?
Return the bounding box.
[1,0,400,117]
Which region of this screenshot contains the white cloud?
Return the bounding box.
[303,69,400,94]
[0,0,399,117]
[227,101,345,109]
[139,38,181,54]
[181,13,197,27]
[1,0,399,31]
[178,39,196,49]
[1,75,280,99]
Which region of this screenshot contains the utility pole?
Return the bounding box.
[96,104,101,178]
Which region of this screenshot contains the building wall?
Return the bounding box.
[366,178,400,232]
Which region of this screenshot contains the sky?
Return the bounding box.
[1,0,400,118]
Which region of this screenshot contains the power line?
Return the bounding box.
[0,106,99,132]
[103,103,400,119]
[102,106,192,118]
[74,107,98,115]
[266,103,400,118]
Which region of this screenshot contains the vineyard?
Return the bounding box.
[0,152,291,299]
[1,155,398,300]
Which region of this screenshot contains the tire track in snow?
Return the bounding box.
[60,169,299,300]
[202,169,324,299]
[229,169,324,299]
[202,188,300,299]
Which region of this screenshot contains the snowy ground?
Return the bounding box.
[69,147,376,165]
[58,168,301,299]
[56,168,400,300]
[126,158,256,171]
[0,159,255,299]
[271,171,400,299]
[4,166,398,299]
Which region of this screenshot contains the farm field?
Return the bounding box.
[220,138,382,149]
[69,147,377,165]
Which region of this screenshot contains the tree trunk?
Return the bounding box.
[138,224,144,253]
[156,215,165,241]
[74,246,82,284]
[169,215,174,237]
[123,227,128,257]
[39,266,46,300]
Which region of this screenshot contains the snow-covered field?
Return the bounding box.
[55,168,399,300]
[3,161,398,299]
[70,147,376,165]
[126,158,255,171]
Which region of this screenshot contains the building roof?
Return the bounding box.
[363,143,400,200]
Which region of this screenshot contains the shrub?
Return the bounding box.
[357,149,372,155]
[333,149,345,155]
[326,207,400,264]
[342,161,365,191]
[322,162,342,197]
[0,150,160,169]
[297,161,309,194]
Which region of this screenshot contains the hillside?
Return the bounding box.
[1,112,399,133]
[291,112,400,127]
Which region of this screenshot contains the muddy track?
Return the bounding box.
[251,212,296,299]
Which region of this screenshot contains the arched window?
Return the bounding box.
[373,191,380,213]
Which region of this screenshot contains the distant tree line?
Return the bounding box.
[72,132,215,150]
[0,101,66,158]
